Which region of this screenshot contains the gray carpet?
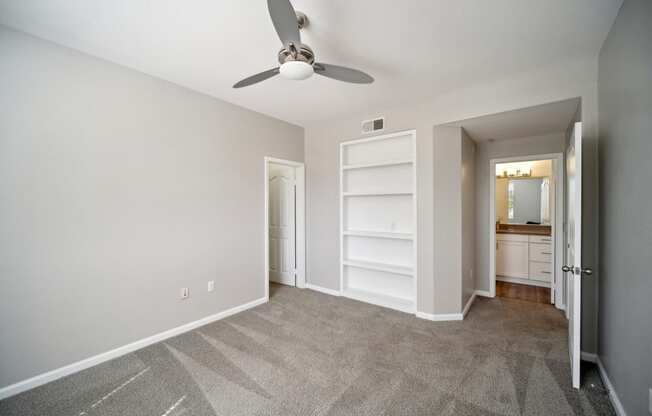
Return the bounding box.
[0,284,615,415]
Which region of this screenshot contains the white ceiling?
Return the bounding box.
[0,0,621,126]
[445,98,581,142]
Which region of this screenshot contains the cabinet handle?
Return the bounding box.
[541,271,551,274]
[541,252,552,255]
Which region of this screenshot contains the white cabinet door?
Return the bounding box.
[496,241,529,279]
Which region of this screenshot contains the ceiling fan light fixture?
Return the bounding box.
[279,61,314,80]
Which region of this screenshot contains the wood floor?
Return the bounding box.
[496,281,551,304]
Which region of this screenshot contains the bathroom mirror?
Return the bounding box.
[496,176,551,225]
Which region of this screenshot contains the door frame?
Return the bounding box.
[489,152,565,309]
[264,157,306,300]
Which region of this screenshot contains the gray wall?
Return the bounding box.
[597,0,652,414]
[461,130,476,308]
[433,126,463,314]
[0,27,304,388]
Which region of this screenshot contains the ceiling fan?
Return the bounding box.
[233,0,374,88]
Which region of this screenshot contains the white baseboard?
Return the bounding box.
[474,290,493,298]
[305,283,341,297]
[596,356,627,416]
[462,293,477,318]
[416,292,478,322]
[580,351,598,363]
[0,296,268,401]
[416,311,464,321]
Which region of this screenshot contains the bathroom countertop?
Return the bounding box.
[496,225,552,236]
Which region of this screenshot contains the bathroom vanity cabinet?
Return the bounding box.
[496,233,552,286]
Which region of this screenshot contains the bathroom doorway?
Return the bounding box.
[490,154,565,309]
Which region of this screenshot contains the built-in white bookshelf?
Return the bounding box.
[339,130,417,313]
[342,230,413,240]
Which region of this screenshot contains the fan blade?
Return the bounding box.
[233,68,280,88]
[314,63,374,84]
[267,0,301,47]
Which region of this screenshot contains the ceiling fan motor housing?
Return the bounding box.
[278,43,315,65]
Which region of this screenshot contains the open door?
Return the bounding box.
[268,163,297,286]
[564,122,592,389]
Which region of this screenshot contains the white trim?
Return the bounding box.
[339,142,345,300]
[343,259,413,276]
[341,159,412,170]
[342,230,413,240]
[580,351,598,363]
[264,158,270,299]
[305,283,341,297]
[340,129,412,146]
[343,288,413,313]
[596,356,627,416]
[489,152,564,304]
[295,165,306,289]
[265,157,304,167]
[416,311,463,321]
[0,297,267,400]
[342,191,412,197]
[462,292,477,317]
[552,158,566,309]
[412,131,419,314]
[264,157,306,294]
[474,290,493,298]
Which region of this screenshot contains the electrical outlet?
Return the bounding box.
[180,287,189,299]
[207,281,214,292]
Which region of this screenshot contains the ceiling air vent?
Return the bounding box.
[361,117,384,134]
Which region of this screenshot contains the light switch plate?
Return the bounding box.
[180,287,189,299]
[207,281,215,292]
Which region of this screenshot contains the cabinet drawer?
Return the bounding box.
[530,261,552,282]
[529,235,552,244]
[529,243,552,262]
[496,233,529,242]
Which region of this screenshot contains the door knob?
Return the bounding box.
[562,265,593,276]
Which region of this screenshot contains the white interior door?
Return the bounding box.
[268,163,296,286]
[565,122,583,389]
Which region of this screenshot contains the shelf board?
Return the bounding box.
[343,259,413,276]
[342,230,413,240]
[342,191,412,197]
[341,159,413,171]
[342,288,414,313]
